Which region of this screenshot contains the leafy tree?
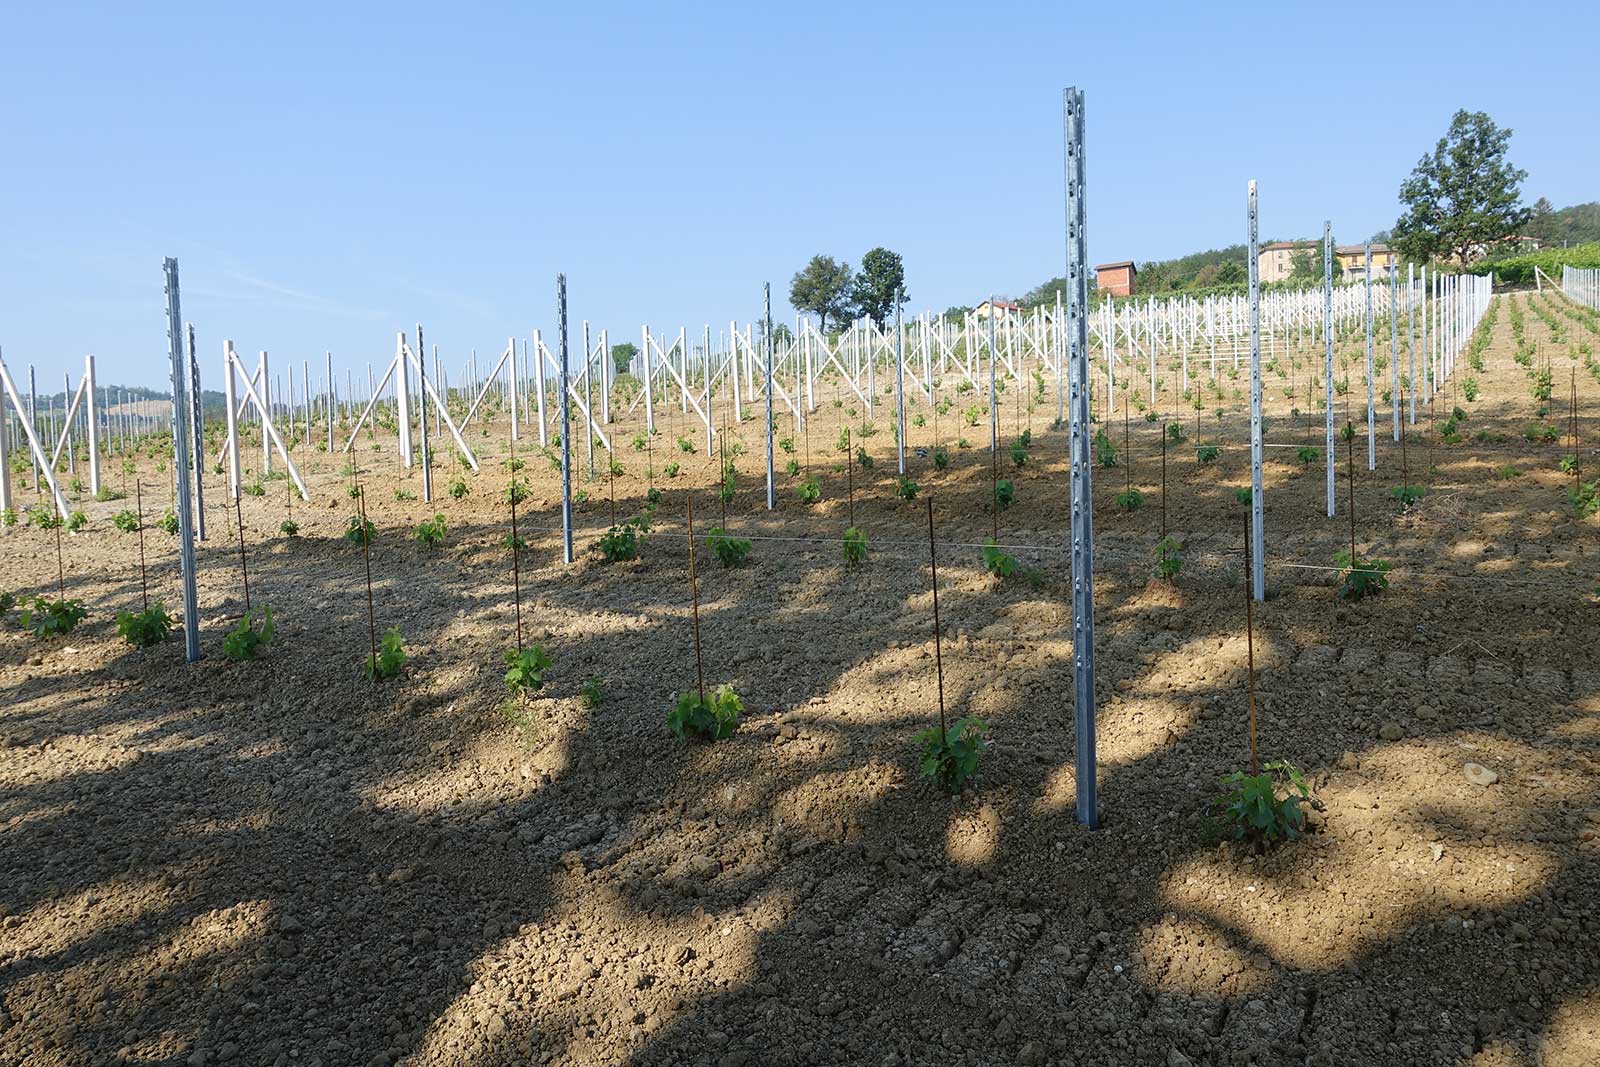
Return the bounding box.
[610,342,639,375]
[1019,277,1066,308]
[1392,110,1530,265]
[1289,243,1343,284]
[941,305,973,323]
[851,247,906,329]
[789,255,854,331]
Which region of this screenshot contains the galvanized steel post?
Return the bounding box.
[1323,221,1335,517]
[1064,87,1098,829]
[558,276,574,564]
[1247,181,1265,602]
[163,258,201,663]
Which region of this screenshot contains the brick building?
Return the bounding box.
[1095,261,1136,297]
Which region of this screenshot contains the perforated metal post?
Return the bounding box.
[163,258,200,663]
[1364,242,1375,470]
[1390,262,1400,442]
[558,275,574,564]
[1064,87,1098,829]
[895,293,906,476]
[416,324,432,501]
[187,326,206,541]
[764,284,775,511]
[1247,181,1265,602]
[1406,264,1416,426]
[1323,222,1335,517]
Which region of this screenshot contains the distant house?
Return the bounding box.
[1336,243,1397,282]
[1258,240,1316,284]
[973,299,1024,321]
[1095,261,1136,297]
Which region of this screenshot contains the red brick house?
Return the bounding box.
[1095,261,1136,297]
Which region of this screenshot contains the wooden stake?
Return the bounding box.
[135,479,148,610]
[1244,510,1258,775]
[926,496,947,739]
[359,485,377,683]
[687,492,705,705]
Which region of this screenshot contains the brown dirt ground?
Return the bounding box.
[1,290,1598,1067]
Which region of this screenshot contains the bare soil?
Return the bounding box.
[2,291,1598,1067]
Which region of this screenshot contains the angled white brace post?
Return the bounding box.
[533,333,611,453]
[398,338,479,471]
[0,350,72,516]
[800,321,871,409]
[219,341,310,500]
[44,355,101,496]
[461,340,514,429]
[532,329,548,446]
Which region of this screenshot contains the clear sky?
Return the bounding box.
[2,1,1594,391]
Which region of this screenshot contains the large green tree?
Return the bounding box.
[1392,110,1529,265]
[851,247,906,329]
[610,341,638,375]
[1289,241,1343,284]
[789,255,855,332]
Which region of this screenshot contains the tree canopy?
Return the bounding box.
[610,341,638,375]
[788,255,855,332]
[851,247,906,329]
[1392,110,1529,265]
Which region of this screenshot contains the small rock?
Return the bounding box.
[1338,751,1359,770]
[1018,1041,1046,1066]
[1378,722,1405,741]
[687,855,720,879]
[1168,1050,1195,1067]
[1464,762,1499,787]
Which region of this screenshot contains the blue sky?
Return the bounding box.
[2,1,1595,390]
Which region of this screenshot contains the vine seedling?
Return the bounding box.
[1196,444,1220,464]
[503,644,553,696]
[895,476,919,501]
[1114,487,1144,511]
[579,676,604,708]
[842,526,868,567]
[706,527,752,568]
[994,479,1015,510]
[1334,550,1390,599]
[223,606,275,661]
[365,626,406,680]
[667,683,742,741]
[345,516,375,545]
[916,717,989,793]
[1156,536,1183,581]
[19,597,87,638]
[1216,760,1313,847]
[413,513,447,549]
[981,538,1017,578]
[113,510,140,532]
[116,602,173,648]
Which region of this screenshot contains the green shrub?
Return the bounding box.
[116,602,173,648]
[448,478,469,500]
[113,510,142,532]
[279,519,299,537]
[994,479,1015,510]
[916,717,989,793]
[1196,444,1220,464]
[1113,488,1143,511]
[1010,440,1028,468]
[667,683,742,741]
[795,477,821,504]
[1569,480,1599,517]
[1391,484,1427,508]
[157,511,179,535]
[1094,428,1117,467]
[895,476,919,501]
[1296,446,1320,465]
[932,447,950,470]
[31,509,63,529]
